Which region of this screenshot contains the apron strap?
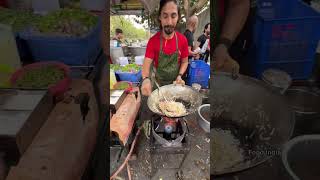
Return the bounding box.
[175,32,178,52]
[159,32,178,53]
[160,32,163,52]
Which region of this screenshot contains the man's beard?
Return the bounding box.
[163,25,175,35]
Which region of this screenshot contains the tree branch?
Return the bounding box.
[190,0,209,15]
[183,0,189,18]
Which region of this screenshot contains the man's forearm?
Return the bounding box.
[142,58,152,79]
[220,0,250,43]
[179,59,189,75]
[188,46,195,56]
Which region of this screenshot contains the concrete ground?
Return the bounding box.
[110,113,210,180]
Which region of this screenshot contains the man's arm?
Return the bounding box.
[213,0,249,69]
[185,32,197,56]
[220,0,250,43]
[179,57,189,75]
[194,41,201,52]
[141,57,153,96]
[142,58,153,79]
[188,46,197,56]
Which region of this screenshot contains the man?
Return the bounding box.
[212,0,250,73]
[112,28,126,47]
[141,0,189,96]
[195,23,210,62]
[184,15,199,61]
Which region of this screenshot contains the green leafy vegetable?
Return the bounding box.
[114,81,130,90]
[34,8,98,36]
[0,8,39,32]
[110,64,141,73]
[0,8,98,36]
[15,66,65,88]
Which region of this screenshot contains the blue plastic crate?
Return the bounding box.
[15,34,31,61]
[186,60,210,88]
[253,0,320,63]
[19,20,102,66]
[115,70,142,83]
[250,60,315,80]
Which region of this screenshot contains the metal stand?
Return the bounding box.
[149,116,190,177]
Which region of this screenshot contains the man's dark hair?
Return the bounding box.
[158,0,180,29]
[115,28,123,35]
[204,23,210,33]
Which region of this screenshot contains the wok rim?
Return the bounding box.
[147,84,203,118]
[281,135,320,180]
[210,72,296,176]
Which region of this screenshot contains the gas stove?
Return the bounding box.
[149,115,191,177]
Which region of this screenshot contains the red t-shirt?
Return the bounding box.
[145,31,189,68]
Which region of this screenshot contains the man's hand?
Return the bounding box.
[173,75,185,85]
[213,44,230,69]
[213,44,240,74]
[141,78,152,96]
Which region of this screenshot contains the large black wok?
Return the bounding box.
[147,84,203,118]
[211,72,295,175]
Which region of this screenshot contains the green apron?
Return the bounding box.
[152,32,180,86]
[137,33,180,127]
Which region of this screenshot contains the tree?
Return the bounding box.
[110,16,148,41]
[135,0,209,29]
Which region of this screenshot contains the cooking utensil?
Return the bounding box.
[147,84,202,118]
[282,135,320,180]
[150,64,170,107]
[197,104,210,133]
[285,87,320,115]
[211,72,295,175]
[153,79,169,103]
[192,83,201,91]
[262,69,292,94]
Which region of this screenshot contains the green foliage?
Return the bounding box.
[0,8,98,36]
[110,64,141,73]
[110,16,148,41]
[134,0,209,29]
[0,8,39,32]
[15,66,65,89]
[35,8,98,36]
[114,81,130,90]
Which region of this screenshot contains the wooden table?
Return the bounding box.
[0,90,53,161]
[6,79,99,180]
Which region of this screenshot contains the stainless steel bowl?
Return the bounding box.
[282,135,320,180]
[197,104,210,133]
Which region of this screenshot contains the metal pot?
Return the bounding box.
[128,46,146,56]
[211,72,295,175]
[197,104,210,133]
[122,46,130,56]
[285,87,320,115]
[147,84,202,118]
[199,89,209,104]
[284,87,320,136]
[110,47,124,64]
[282,135,320,180]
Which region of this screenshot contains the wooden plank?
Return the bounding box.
[0,90,53,159]
[7,79,99,180]
[110,88,140,145]
[16,92,54,155]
